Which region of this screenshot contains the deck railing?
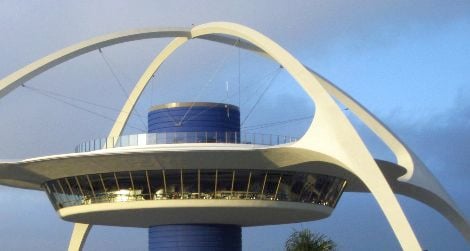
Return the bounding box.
[74,132,298,153]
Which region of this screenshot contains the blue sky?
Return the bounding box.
[0,1,469,250]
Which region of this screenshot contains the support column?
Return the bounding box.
[68,223,92,251]
[149,224,241,251]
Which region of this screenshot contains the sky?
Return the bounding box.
[0,1,469,250]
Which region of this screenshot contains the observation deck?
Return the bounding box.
[0,100,355,228]
[49,131,347,227]
[74,131,298,153]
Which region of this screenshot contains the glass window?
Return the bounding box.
[163,169,180,199]
[130,170,148,199]
[263,172,281,200]
[100,172,119,192]
[148,170,165,200]
[199,169,215,199]
[43,169,347,210]
[232,169,250,199]
[248,170,265,199]
[215,170,234,199]
[182,169,197,199]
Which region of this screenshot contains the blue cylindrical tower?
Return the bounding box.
[148,102,240,143]
[147,102,242,250]
[149,224,241,251]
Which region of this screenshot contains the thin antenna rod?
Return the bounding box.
[238,39,241,109]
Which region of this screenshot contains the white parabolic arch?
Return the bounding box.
[0,22,469,250]
[169,22,423,250]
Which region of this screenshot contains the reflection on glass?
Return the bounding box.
[44,169,347,210]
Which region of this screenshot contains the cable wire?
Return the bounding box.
[184,66,281,122]
[242,115,313,130]
[238,67,280,107]
[98,48,148,130]
[22,85,146,132]
[238,39,241,109]
[99,48,129,97]
[178,39,241,126]
[240,67,282,126]
[22,85,146,118]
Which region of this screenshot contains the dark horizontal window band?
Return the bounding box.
[148,117,240,125]
[148,125,241,131]
[43,169,347,210]
[148,121,240,128]
[149,108,240,116]
[148,115,240,123]
[148,112,240,120]
[148,114,240,123]
[148,119,240,129]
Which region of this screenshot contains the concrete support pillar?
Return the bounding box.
[68,223,92,251]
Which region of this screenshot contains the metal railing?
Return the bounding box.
[74,131,298,153]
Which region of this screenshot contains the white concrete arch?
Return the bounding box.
[68,223,91,251]
[1,22,468,250]
[0,26,449,199]
[95,23,470,248]
[189,22,422,250]
[170,35,470,243]
[307,69,470,243]
[107,37,189,140]
[76,22,424,250]
[0,28,191,99]
[0,25,436,195]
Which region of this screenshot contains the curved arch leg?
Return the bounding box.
[393,182,470,243]
[0,29,191,99]
[307,68,470,244]
[68,223,92,251]
[306,69,414,171]
[352,164,423,250]
[107,37,188,139]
